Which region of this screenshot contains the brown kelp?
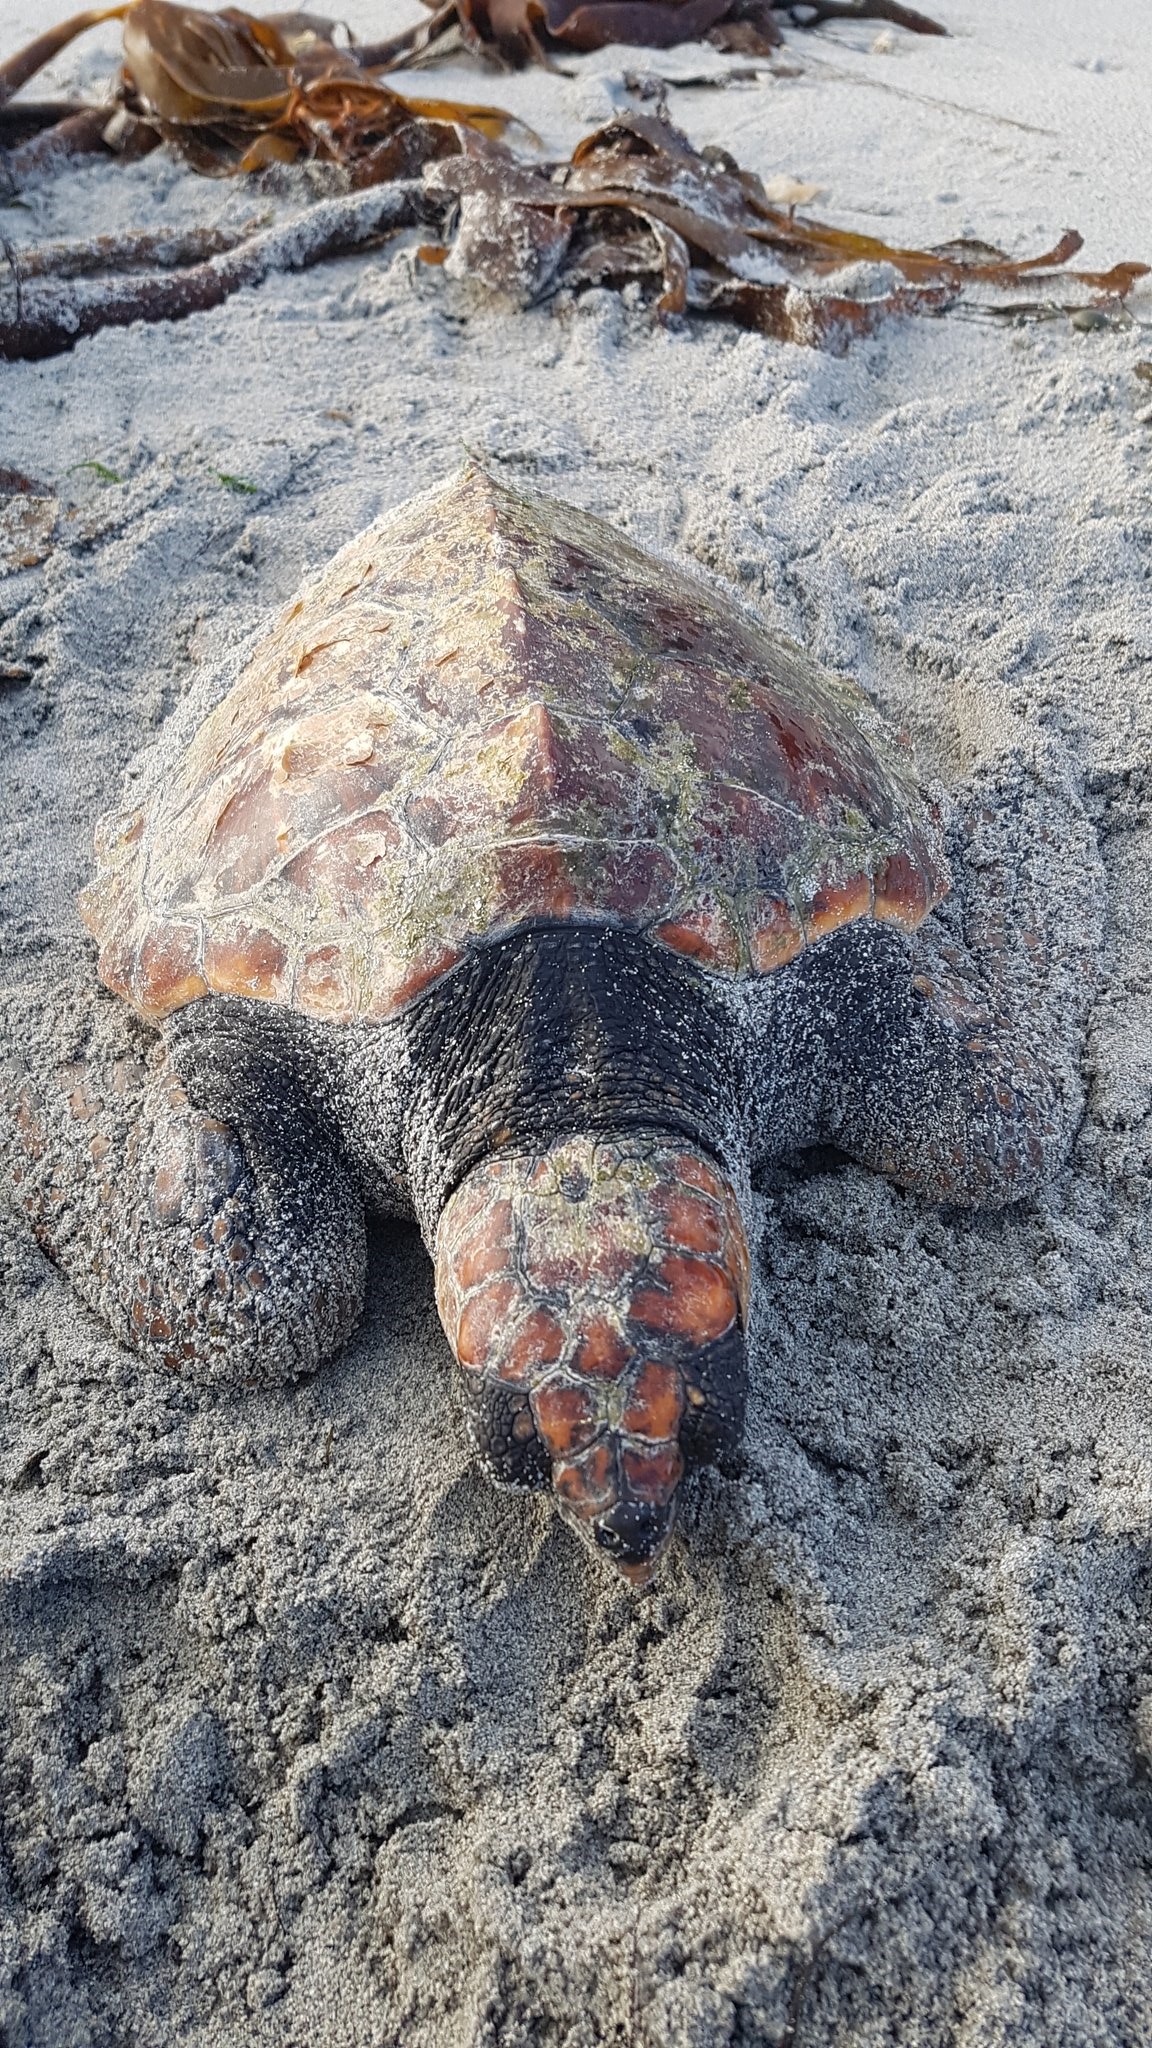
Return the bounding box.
[0,7,1144,362]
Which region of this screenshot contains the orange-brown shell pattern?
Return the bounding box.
[80,465,950,1025]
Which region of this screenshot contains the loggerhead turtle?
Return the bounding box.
[6,467,1068,1581]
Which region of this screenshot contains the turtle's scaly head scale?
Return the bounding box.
[434,1132,750,1580]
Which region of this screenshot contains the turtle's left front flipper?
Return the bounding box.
[3,997,366,1386]
[824,753,1104,1208]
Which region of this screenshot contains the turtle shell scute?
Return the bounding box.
[83,465,948,1024]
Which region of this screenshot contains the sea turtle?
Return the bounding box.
[5,466,1071,1581]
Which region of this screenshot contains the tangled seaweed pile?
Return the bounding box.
[417,111,1146,346]
[0,0,1146,362]
[0,3,523,178]
[354,0,948,72]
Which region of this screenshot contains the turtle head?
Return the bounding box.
[434,1132,749,1583]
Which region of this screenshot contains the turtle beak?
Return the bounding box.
[579,1488,679,1585]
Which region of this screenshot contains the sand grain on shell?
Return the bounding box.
[3,2,1152,2044]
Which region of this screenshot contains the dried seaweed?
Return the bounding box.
[0,1,525,183]
[117,1,525,171]
[778,1,945,31]
[354,0,948,71]
[0,5,127,108]
[3,106,130,181]
[0,97,96,142]
[4,221,260,280]
[0,0,951,154]
[420,112,1147,350]
[0,9,1143,366]
[0,0,948,191]
[0,180,423,360]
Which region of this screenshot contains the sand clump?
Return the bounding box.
[3,3,1152,2043]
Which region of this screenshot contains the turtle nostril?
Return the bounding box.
[592,1499,675,1569]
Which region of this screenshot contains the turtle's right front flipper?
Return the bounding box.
[817,760,1102,1208]
[3,1008,366,1387]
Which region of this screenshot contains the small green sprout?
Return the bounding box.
[68,460,124,485]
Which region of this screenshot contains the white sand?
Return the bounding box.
[3,4,1152,2043]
